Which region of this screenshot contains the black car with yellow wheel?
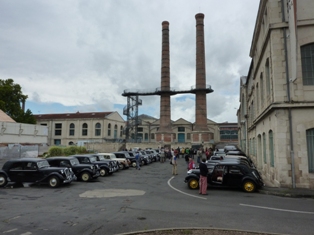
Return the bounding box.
[46,156,100,182]
[185,161,264,193]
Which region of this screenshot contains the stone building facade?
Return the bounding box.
[34,111,125,146]
[238,0,314,189]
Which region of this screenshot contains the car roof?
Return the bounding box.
[6,158,46,162]
[47,156,75,160]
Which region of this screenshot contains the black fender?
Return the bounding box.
[37,172,65,184]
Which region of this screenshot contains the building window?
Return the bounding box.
[95,123,101,136]
[41,123,47,126]
[256,83,259,113]
[269,130,274,167]
[306,128,314,173]
[258,134,262,163]
[187,133,191,140]
[178,127,185,132]
[82,123,88,136]
[108,123,111,136]
[265,58,271,96]
[144,133,148,141]
[260,73,264,108]
[137,127,143,132]
[220,130,238,140]
[301,43,314,85]
[263,133,266,163]
[151,133,155,139]
[114,125,118,138]
[54,139,61,145]
[120,126,123,137]
[69,123,75,136]
[55,123,62,136]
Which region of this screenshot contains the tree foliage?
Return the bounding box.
[0,78,36,124]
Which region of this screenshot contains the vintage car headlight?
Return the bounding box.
[60,169,64,174]
[187,169,193,174]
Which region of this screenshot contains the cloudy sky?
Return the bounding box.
[0,0,259,123]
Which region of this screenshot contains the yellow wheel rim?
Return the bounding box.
[189,179,199,189]
[244,181,255,192]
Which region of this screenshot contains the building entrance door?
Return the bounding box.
[178,133,185,143]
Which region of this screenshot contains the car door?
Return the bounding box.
[224,165,244,187]
[8,162,25,182]
[23,161,41,182]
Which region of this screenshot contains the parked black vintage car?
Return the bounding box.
[71,155,113,176]
[0,158,76,188]
[46,156,100,182]
[185,161,264,193]
[91,154,119,173]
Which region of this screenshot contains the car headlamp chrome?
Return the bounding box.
[187,169,193,174]
[60,169,64,174]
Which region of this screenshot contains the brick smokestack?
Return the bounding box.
[156,21,173,143]
[194,13,208,132]
[159,21,171,132]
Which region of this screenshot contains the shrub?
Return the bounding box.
[63,146,77,156]
[48,146,64,157]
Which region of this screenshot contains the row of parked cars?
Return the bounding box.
[0,149,160,188]
[184,145,264,193]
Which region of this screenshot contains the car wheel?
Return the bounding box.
[48,176,60,188]
[119,163,124,170]
[80,172,91,182]
[243,180,256,193]
[0,174,8,187]
[132,162,137,167]
[188,178,199,189]
[100,168,108,176]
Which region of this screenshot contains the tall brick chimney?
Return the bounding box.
[193,13,210,143]
[156,21,173,143]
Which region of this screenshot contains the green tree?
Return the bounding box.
[0,78,36,124]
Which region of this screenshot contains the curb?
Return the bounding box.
[115,227,288,235]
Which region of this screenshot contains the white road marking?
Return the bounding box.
[79,189,145,198]
[20,232,32,235]
[167,176,207,200]
[3,229,18,233]
[240,203,314,214]
[7,216,20,221]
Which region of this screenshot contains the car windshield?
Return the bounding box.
[90,156,97,163]
[37,160,50,168]
[97,156,105,161]
[70,158,80,166]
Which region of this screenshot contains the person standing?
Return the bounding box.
[171,153,177,175]
[199,158,208,195]
[188,157,195,170]
[160,149,165,163]
[185,154,190,169]
[135,151,141,170]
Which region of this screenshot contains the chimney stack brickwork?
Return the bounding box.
[193,13,210,142]
[156,21,173,143]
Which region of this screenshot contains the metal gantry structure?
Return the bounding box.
[122,85,213,142]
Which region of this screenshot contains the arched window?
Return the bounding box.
[256,83,259,113]
[114,125,118,138]
[301,43,314,85]
[306,128,314,173]
[258,134,262,166]
[95,123,101,136]
[265,58,271,96]
[69,123,75,136]
[82,123,88,136]
[269,130,274,167]
[120,125,123,137]
[263,133,266,163]
[108,123,111,136]
[260,73,264,108]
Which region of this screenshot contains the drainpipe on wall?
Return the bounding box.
[281,0,296,188]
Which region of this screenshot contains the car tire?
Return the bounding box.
[100,168,108,176]
[0,174,8,187]
[188,178,199,189]
[48,176,60,188]
[132,162,137,168]
[80,172,91,182]
[243,180,256,193]
[119,163,124,170]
